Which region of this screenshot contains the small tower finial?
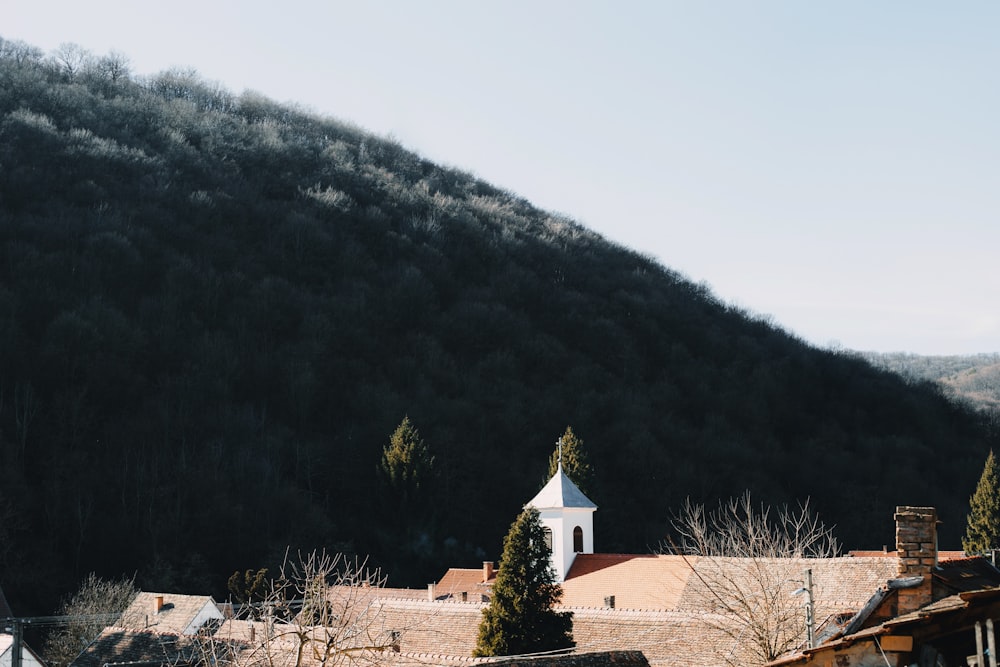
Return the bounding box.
[557,437,563,471]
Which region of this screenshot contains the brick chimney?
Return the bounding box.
[153,595,165,614]
[895,506,937,614]
[483,561,494,583]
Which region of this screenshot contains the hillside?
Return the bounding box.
[863,353,1000,415]
[0,38,995,614]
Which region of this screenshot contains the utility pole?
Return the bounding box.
[792,568,815,649]
[803,568,815,649]
[11,618,23,667]
[2,612,121,666]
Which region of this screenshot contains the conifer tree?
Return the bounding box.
[963,450,1000,555]
[378,416,434,508]
[546,426,593,495]
[474,507,574,657]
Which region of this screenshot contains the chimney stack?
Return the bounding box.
[153,595,165,615]
[895,506,938,614]
[483,561,494,583]
[427,583,436,602]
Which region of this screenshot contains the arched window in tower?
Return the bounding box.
[573,526,584,553]
[543,527,553,551]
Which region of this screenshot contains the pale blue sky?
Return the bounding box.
[7,2,999,354]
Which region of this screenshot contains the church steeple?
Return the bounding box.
[527,444,597,583]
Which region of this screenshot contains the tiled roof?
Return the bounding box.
[378,598,486,658]
[847,550,966,560]
[768,587,1000,666]
[561,555,694,610]
[933,555,1000,592]
[368,596,761,667]
[435,569,494,601]
[217,618,396,667]
[561,554,897,617]
[120,593,222,635]
[70,627,237,667]
[677,556,897,618]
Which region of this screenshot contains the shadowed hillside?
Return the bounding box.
[0,37,995,614]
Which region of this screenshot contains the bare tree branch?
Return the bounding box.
[666,492,839,666]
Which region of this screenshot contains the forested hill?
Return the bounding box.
[863,353,1000,418]
[0,38,995,614]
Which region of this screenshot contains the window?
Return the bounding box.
[543,527,553,551]
[573,526,583,553]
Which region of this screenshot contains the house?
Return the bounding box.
[0,634,45,667]
[70,629,228,667]
[1,583,45,667]
[767,507,1000,667]
[118,593,224,635]
[71,594,228,667]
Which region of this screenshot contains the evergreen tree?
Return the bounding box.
[963,450,1000,555]
[228,568,269,607]
[546,426,593,495]
[378,416,435,509]
[474,507,574,657]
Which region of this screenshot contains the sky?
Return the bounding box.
[6,2,999,355]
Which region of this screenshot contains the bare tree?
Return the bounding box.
[667,492,839,667]
[43,573,138,667]
[210,550,404,667]
[93,51,132,83]
[50,43,92,80]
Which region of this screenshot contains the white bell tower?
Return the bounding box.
[526,445,597,583]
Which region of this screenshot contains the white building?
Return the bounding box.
[526,461,597,582]
[0,634,45,667]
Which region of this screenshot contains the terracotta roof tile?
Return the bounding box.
[70,628,239,667]
[435,569,494,601]
[561,555,694,610]
[121,593,222,635]
[847,550,966,560]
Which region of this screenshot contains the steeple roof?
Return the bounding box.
[527,464,597,510]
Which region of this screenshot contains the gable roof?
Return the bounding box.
[120,593,223,635]
[434,568,494,600]
[69,627,230,667]
[527,466,596,510]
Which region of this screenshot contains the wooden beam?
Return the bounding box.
[977,621,985,667]
[879,635,913,652]
[988,618,997,667]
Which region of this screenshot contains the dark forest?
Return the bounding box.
[0,37,995,615]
